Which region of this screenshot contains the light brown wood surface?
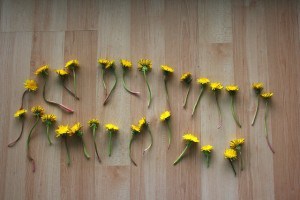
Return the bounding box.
[0,0,300,199]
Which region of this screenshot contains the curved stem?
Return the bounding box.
[143,127,153,154]
[143,70,152,108]
[46,124,52,145]
[103,69,118,105]
[229,159,237,176]
[20,90,27,109]
[72,69,77,97]
[122,70,140,95]
[92,127,101,163]
[108,131,113,157]
[173,142,191,165]
[166,121,172,149]
[183,84,191,108]
[64,136,71,166]
[192,86,204,116]
[101,68,107,97]
[43,79,74,113]
[265,101,275,154]
[215,92,222,129]
[81,138,90,159]
[8,119,25,147]
[129,135,137,166]
[230,96,242,128]
[164,76,170,108]
[251,95,259,126]
[26,117,40,172]
[62,80,80,100]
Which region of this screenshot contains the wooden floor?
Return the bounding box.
[0,0,300,199]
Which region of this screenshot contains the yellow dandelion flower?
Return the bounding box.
[230,138,245,149]
[261,92,273,99]
[138,117,147,128]
[105,123,119,132]
[138,59,152,71]
[65,59,79,70]
[182,133,199,143]
[41,114,57,123]
[180,72,192,82]
[210,82,223,91]
[14,109,27,118]
[197,77,210,85]
[56,69,69,77]
[98,58,114,69]
[226,85,239,92]
[252,82,264,91]
[31,106,44,116]
[88,118,100,128]
[34,65,49,76]
[224,148,237,159]
[201,145,214,152]
[160,111,171,121]
[24,79,38,91]
[120,59,132,68]
[131,124,141,134]
[70,122,82,134]
[161,65,174,73]
[55,125,70,137]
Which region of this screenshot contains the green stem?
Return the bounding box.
[251,95,259,126]
[8,119,25,147]
[92,127,101,163]
[173,142,191,165]
[192,86,205,116]
[122,70,140,95]
[143,70,152,108]
[72,69,77,97]
[102,68,107,97]
[164,76,170,108]
[228,159,236,176]
[215,92,222,129]
[183,84,191,108]
[239,149,243,171]
[265,101,275,153]
[230,96,242,128]
[166,121,172,149]
[108,131,113,157]
[64,136,71,166]
[143,127,153,154]
[206,154,210,168]
[103,69,118,105]
[81,138,90,159]
[26,116,39,172]
[62,80,79,100]
[46,124,52,145]
[129,135,137,166]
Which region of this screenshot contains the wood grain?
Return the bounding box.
[0,0,300,199]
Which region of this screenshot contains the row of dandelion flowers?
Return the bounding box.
[9,59,275,175]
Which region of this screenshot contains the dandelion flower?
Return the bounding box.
[230,138,245,171]
[201,145,214,168]
[65,59,80,98]
[192,77,210,116]
[34,65,49,77]
[8,109,28,147]
[226,84,242,128]
[104,123,119,156]
[138,117,153,154]
[138,59,152,108]
[160,111,171,121]
[224,148,237,176]
[173,133,199,165]
[180,72,192,108]
[261,92,275,153]
[210,82,223,128]
[88,118,101,162]
[160,111,172,149]
[56,68,79,100]
[98,59,118,105]
[41,114,57,145]
[70,122,90,159]
[21,79,38,109]
[120,59,140,96]
[14,109,27,118]
[56,125,72,165]
[161,65,174,108]
[129,124,141,166]
[251,82,264,126]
